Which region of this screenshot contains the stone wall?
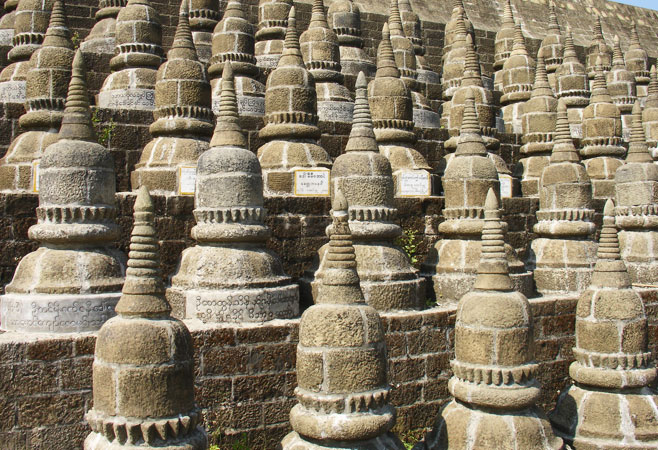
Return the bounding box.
[8,290,656,450]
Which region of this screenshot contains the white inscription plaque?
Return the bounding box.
[398,170,431,197]
[179,166,196,196]
[294,169,330,196]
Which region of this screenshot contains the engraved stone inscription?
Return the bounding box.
[570,123,583,139]
[413,108,440,128]
[186,286,299,323]
[294,169,330,196]
[398,170,431,197]
[213,95,265,116]
[317,101,354,123]
[0,29,13,46]
[97,89,155,110]
[256,54,281,69]
[0,293,120,332]
[0,81,26,103]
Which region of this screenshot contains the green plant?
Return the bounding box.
[71,31,80,50]
[91,109,116,146]
[396,228,419,266]
[208,432,250,450]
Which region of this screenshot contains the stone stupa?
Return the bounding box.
[627,22,649,99]
[130,0,214,195]
[280,190,405,450]
[585,16,612,83]
[607,35,637,139]
[555,27,590,140]
[254,0,292,70]
[369,22,432,197]
[493,0,516,92]
[441,8,468,103]
[643,66,658,159]
[187,0,219,64]
[614,101,658,287]
[549,198,658,448]
[421,90,532,303]
[0,50,125,333]
[0,0,18,62]
[327,0,375,79]
[300,0,353,124]
[538,1,564,91]
[167,63,299,322]
[500,22,535,134]
[131,1,214,196]
[0,0,74,192]
[420,189,564,450]
[80,0,127,57]
[84,186,208,450]
[442,0,474,65]
[300,71,425,311]
[516,55,557,198]
[532,99,597,296]
[257,7,332,197]
[581,56,626,199]
[96,0,163,110]
[208,0,265,117]
[0,0,53,104]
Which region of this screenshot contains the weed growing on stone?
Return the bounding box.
[396,228,420,266]
[91,109,116,147]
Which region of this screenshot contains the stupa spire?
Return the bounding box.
[59,49,97,143]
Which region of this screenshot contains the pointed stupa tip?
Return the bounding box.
[460,88,481,134]
[169,0,197,59]
[42,0,72,49]
[627,100,653,163]
[551,98,579,163]
[333,188,348,214]
[279,6,303,65]
[115,185,170,317]
[473,187,513,291]
[649,65,658,96]
[591,198,631,289]
[223,0,244,18]
[512,21,527,53]
[612,34,624,67]
[463,34,481,79]
[630,22,641,47]
[210,62,247,149]
[58,49,97,143]
[564,26,577,58]
[455,7,467,39]
[455,88,487,156]
[502,0,514,24]
[345,71,378,153]
[388,0,403,35]
[532,54,553,96]
[548,1,559,31]
[590,54,610,98]
[310,0,329,28]
[375,22,400,78]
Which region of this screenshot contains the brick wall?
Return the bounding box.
[3,292,636,449]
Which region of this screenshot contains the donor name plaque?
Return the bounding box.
[97,88,155,110]
[0,80,26,103]
[294,169,330,196]
[398,170,431,197]
[317,101,354,123]
[178,166,196,196]
[0,293,120,333]
[186,285,299,323]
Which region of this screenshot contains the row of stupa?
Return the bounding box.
[0,1,654,447]
[0,0,656,202]
[0,0,656,332]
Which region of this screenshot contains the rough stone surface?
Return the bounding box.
[0,50,125,333]
[550,199,658,449]
[168,63,298,323]
[85,186,208,449]
[500,23,535,135]
[255,0,291,70]
[131,2,213,196]
[328,0,375,78]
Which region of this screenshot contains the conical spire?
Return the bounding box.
[345,72,378,153]
[461,34,482,85]
[551,100,580,163]
[502,0,514,25]
[563,27,578,61]
[168,0,197,60]
[511,22,528,55]
[278,6,303,67]
[209,62,247,149]
[454,6,468,40]
[309,0,329,28]
[627,100,653,163]
[58,50,97,143]
[315,189,365,305]
[532,55,553,97]
[455,88,487,156]
[590,55,613,103]
[630,22,641,48]
[593,15,605,43]
[473,188,512,291]
[648,65,658,101]
[388,0,403,36]
[42,0,72,49]
[548,1,560,32]
[114,186,170,317]
[589,199,631,289]
[375,23,399,78]
[611,35,624,69]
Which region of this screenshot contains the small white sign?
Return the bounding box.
[398,171,431,197]
[32,161,39,193]
[500,174,513,198]
[179,166,196,196]
[294,169,330,196]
